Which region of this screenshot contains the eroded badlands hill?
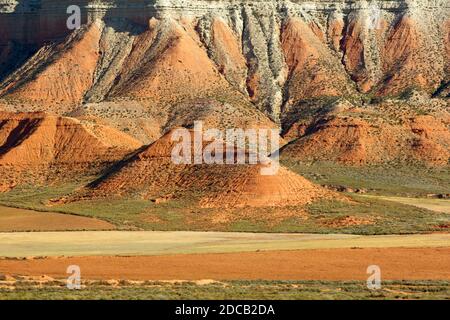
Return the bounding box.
[0,0,448,197]
[0,0,448,123]
[281,98,450,166]
[0,111,141,190]
[59,129,332,208]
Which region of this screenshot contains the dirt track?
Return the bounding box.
[1,247,449,281]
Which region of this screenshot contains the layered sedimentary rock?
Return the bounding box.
[0,0,448,185]
[62,129,331,208]
[281,17,355,106]
[0,23,101,113]
[0,111,141,190]
[280,99,450,166]
[0,0,448,123]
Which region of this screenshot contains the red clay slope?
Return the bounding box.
[0,23,101,113]
[0,111,141,191]
[282,18,355,102]
[67,129,331,208]
[281,106,450,166]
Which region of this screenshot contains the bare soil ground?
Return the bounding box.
[1,247,449,281]
[0,206,114,232]
[1,231,449,257]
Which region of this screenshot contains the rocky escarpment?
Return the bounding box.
[0,0,448,125]
[0,0,447,204]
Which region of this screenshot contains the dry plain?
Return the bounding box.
[0,203,449,299]
[1,247,450,281]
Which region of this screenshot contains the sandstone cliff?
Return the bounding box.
[0,0,448,123]
[0,0,448,180]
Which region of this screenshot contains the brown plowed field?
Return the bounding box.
[1,247,449,281]
[0,206,114,232]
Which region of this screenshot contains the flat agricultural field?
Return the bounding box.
[1,231,449,298]
[363,196,450,214]
[0,206,115,232]
[1,231,450,257]
[1,247,449,281]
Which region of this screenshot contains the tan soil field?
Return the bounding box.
[0,206,114,232]
[1,247,449,281]
[1,231,450,257]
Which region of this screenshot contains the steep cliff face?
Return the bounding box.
[0,0,448,123]
[0,23,101,113]
[281,17,355,104]
[0,0,448,171]
[0,0,447,202]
